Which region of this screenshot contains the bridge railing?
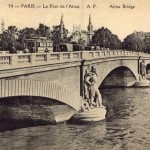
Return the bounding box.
[0,52,83,69]
[0,55,11,65]
[81,50,142,59]
[0,50,150,70]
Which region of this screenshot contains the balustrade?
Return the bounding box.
[50,53,59,61]
[0,56,10,64]
[63,53,70,60]
[72,52,81,59]
[35,54,46,62]
[0,50,150,69]
[18,55,30,63]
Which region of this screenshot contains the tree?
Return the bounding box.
[0,24,52,51]
[91,27,122,49]
[18,28,36,41]
[36,24,51,39]
[123,33,145,52]
[51,25,68,45]
[7,26,18,36]
[16,27,36,50]
[0,26,19,51]
[143,38,150,53]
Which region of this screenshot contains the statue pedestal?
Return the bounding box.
[133,79,150,87]
[70,107,106,124]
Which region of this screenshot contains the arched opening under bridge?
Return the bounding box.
[0,96,76,131]
[100,66,137,89]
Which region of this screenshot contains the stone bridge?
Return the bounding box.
[0,50,150,111]
[0,79,80,110]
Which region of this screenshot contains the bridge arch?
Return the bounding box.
[146,64,150,74]
[91,63,138,88]
[100,66,137,88]
[0,79,81,111]
[0,95,78,125]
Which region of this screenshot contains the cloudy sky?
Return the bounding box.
[0,0,150,41]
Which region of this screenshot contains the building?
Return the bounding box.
[68,15,94,45]
[71,27,88,44]
[25,37,53,53]
[87,15,94,45]
[1,19,5,33]
[0,19,5,44]
[60,14,65,39]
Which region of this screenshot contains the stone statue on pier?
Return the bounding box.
[83,66,103,110]
[139,60,146,80]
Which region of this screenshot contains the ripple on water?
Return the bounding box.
[0,88,150,150]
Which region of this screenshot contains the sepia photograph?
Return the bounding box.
[0,0,150,149]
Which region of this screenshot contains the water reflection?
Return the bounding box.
[0,88,150,150]
[102,88,150,150]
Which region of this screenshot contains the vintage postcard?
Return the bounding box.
[0,0,150,150]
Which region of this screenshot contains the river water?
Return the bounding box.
[0,88,150,150]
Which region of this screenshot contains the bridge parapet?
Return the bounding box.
[0,50,150,70]
[81,50,150,59]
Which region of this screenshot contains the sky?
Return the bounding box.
[0,0,150,41]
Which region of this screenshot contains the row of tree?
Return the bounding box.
[0,24,68,51]
[91,28,150,53]
[91,27,122,49]
[0,23,150,53]
[123,33,150,53]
